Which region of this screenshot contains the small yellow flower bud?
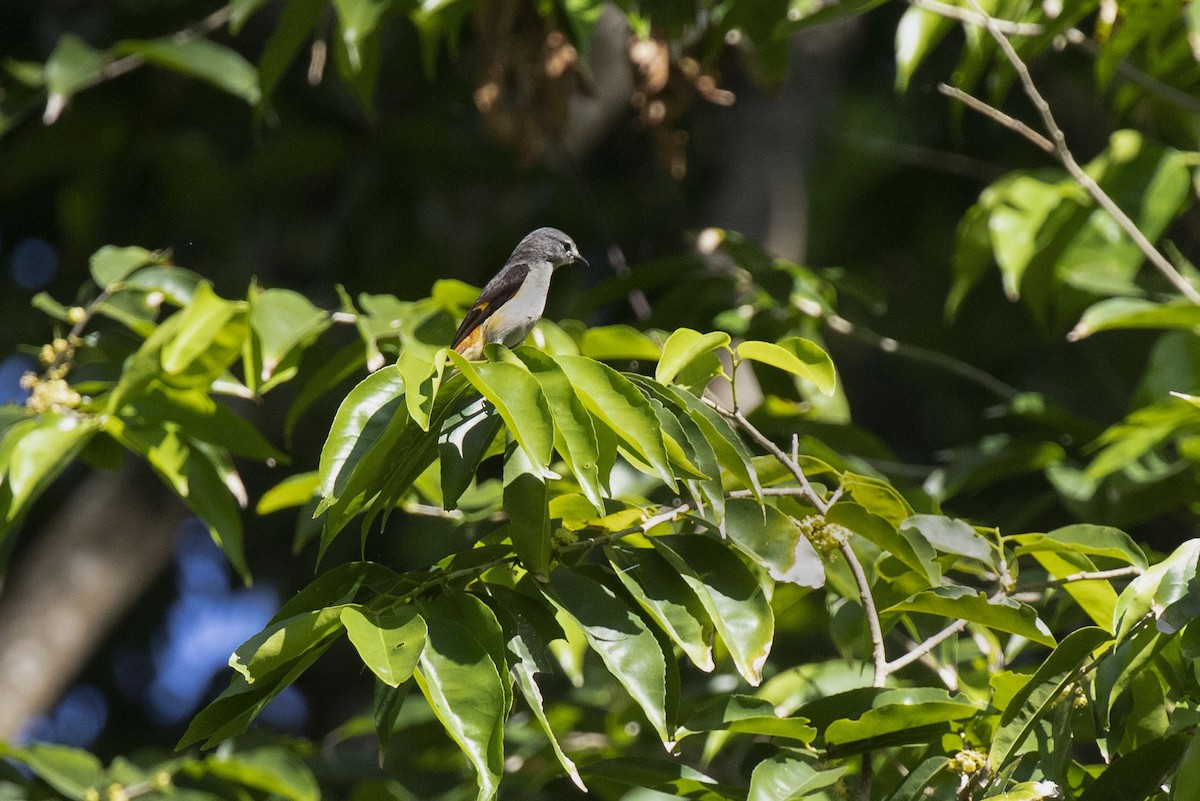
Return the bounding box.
[67,306,86,324]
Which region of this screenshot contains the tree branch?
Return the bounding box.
[842,541,888,687]
[884,619,969,676]
[1018,565,1142,591]
[826,312,1021,400]
[960,0,1200,305]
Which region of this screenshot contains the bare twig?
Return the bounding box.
[703,397,831,513]
[826,312,1021,400]
[45,5,237,124]
[884,619,969,676]
[841,541,889,687]
[908,0,1043,36]
[1063,29,1200,115]
[961,0,1200,305]
[936,85,1053,154]
[1018,564,1142,591]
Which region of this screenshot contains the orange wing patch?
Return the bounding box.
[454,324,485,359]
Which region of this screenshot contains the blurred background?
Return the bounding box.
[0,0,1182,772]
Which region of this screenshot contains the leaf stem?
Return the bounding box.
[957,0,1200,305]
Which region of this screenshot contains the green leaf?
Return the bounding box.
[247,288,330,391]
[439,397,503,509]
[155,280,251,390]
[607,545,715,672]
[0,743,103,800]
[1010,524,1147,568]
[395,344,440,431]
[127,382,286,462]
[899,514,990,561]
[579,324,662,361]
[89,245,157,289]
[198,748,318,801]
[341,605,426,687]
[630,376,724,514]
[112,423,251,583]
[557,355,677,490]
[179,641,333,748]
[677,695,816,743]
[724,498,825,588]
[1172,728,1200,801]
[114,38,260,104]
[884,586,1055,647]
[1114,538,1200,638]
[230,0,273,32]
[514,348,605,512]
[503,442,551,575]
[988,626,1111,772]
[737,338,836,396]
[654,534,774,686]
[656,328,730,385]
[829,503,937,585]
[668,386,762,498]
[894,5,953,93]
[1070,297,1200,340]
[544,568,670,742]
[582,757,742,801]
[273,561,402,622]
[841,472,914,526]
[5,413,99,521]
[257,0,326,107]
[257,471,319,515]
[448,351,553,473]
[748,755,845,801]
[414,595,507,801]
[229,606,348,683]
[331,0,394,72]
[1078,734,1190,801]
[315,366,406,506]
[44,35,111,105]
[824,687,981,751]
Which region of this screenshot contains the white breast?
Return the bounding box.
[484,264,553,347]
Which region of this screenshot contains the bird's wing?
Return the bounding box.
[451,262,530,351]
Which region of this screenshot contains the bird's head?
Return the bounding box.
[519,227,589,269]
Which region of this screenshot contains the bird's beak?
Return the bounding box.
[573,251,589,268]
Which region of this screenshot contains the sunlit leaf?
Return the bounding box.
[448,351,553,473]
[724,498,825,588]
[737,338,836,396]
[415,594,507,801]
[884,586,1055,647]
[607,545,715,672]
[656,328,730,385]
[544,568,670,742]
[677,695,815,743]
[988,627,1111,772]
[557,355,677,490]
[654,535,774,686]
[341,605,426,687]
[748,754,844,801]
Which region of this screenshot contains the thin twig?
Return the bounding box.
[909,0,1043,35]
[935,84,1053,154]
[963,0,1200,305]
[703,397,830,513]
[1063,28,1200,115]
[826,312,1021,400]
[884,619,969,675]
[1017,564,1142,591]
[45,5,236,124]
[841,541,888,687]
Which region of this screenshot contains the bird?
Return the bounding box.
[451,227,588,360]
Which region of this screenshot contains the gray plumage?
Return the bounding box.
[452,227,586,359]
